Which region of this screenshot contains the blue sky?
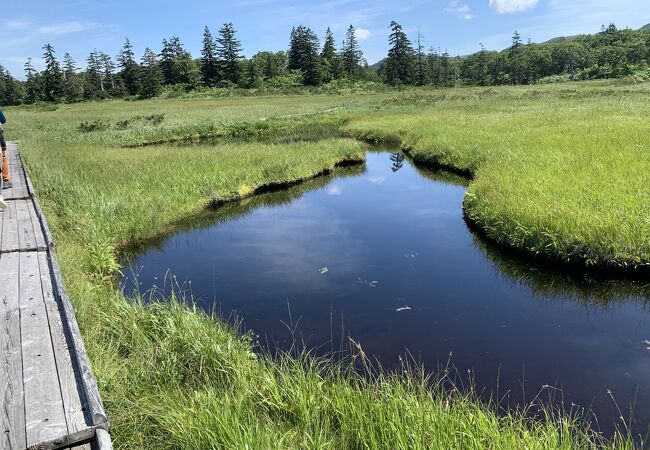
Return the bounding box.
[2,0,649,78]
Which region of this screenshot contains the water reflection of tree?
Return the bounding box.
[390,153,405,172]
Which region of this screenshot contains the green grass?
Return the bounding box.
[6,82,647,449]
[345,82,650,271]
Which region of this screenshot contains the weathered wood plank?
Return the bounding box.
[0,143,112,448]
[94,429,113,450]
[1,201,20,253]
[0,252,20,311]
[16,199,39,252]
[20,252,70,448]
[0,253,27,450]
[38,252,90,438]
[24,153,109,429]
[46,251,108,429]
[3,164,29,201]
[69,444,92,450]
[30,202,48,252]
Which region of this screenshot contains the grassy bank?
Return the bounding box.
[345,82,650,272]
[8,83,646,448]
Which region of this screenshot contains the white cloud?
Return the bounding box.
[489,0,538,14]
[355,27,372,41]
[3,18,34,30]
[328,185,343,196]
[445,1,473,20]
[37,21,97,35]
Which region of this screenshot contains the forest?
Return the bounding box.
[0,20,649,105]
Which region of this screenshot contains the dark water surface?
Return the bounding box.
[123,150,650,437]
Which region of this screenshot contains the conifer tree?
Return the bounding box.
[0,67,22,105]
[85,50,104,98]
[159,36,195,85]
[476,43,489,85]
[140,47,163,98]
[118,38,140,95]
[216,23,244,84]
[42,43,64,101]
[99,52,116,92]
[201,26,219,86]
[416,30,426,85]
[62,53,82,102]
[321,27,339,82]
[341,25,363,79]
[508,30,525,84]
[439,50,450,86]
[24,58,40,104]
[384,21,415,86]
[288,25,322,86]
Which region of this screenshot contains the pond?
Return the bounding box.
[122,150,650,437]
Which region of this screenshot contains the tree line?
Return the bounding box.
[1,21,649,105]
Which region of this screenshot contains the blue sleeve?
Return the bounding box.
[0,109,6,124]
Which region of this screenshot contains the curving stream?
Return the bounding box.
[122,150,650,437]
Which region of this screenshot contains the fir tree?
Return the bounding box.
[0,68,22,105]
[477,43,489,86]
[118,38,141,95]
[288,25,322,86]
[509,30,525,84]
[85,50,104,98]
[384,21,415,86]
[216,23,244,84]
[201,26,219,86]
[140,48,163,98]
[62,53,82,102]
[439,50,450,86]
[341,25,362,79]
[416,30,426,85]
[321,27,339,82]
[99,52,116,92]
[42,43,64,101]
[24,58,40,104]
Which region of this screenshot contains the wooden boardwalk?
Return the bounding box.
[1,142,111,450]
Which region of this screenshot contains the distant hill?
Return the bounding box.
[370,59,385,69]
[543,23,650,44]
[369,23,650,66]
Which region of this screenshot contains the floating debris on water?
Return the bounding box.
[396,306,412,312]
[319,267,329,274]
[356,278,378,287]
[404,252,418,259]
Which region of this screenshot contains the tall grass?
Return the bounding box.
[345,82,650,272]
[7,81,647,448]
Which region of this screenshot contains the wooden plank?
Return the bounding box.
[16,199,39,252]
[1,201,19,253]
[94,429,113,450]
[0,253,27,450]
[22,160,55,251]
[30,201,47,252]
[0,252,20,311]
[4,143,112,448]
[38,252,90,437]
[46,254,108,428]
[22,150,109,428]
[24,426,98,449]
[20,251,70,448]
